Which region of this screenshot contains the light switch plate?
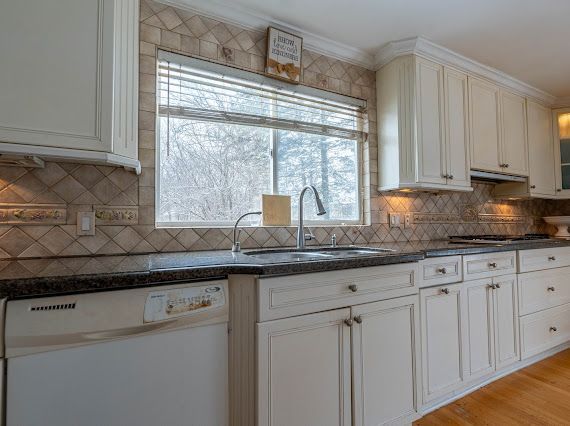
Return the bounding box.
[77,211,95,236]
[404,213,411,228]
[389,212,401,228]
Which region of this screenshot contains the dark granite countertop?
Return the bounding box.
[2,238,570,300]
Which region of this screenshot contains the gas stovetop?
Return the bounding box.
[449,234,552,244]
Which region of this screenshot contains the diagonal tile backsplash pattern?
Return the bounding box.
[0,0,563,260]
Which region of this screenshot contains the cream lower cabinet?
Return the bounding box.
[420,283,464,403]
[257,295,420,426]
[462,274,520,382]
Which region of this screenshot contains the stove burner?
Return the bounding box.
[449,234,551,244]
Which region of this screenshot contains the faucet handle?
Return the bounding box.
[304,233,316,241]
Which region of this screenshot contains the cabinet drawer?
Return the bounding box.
[517,247,570,273]
[257,263,419,321]
[463,251,516,281]
[518,267,570,315]
[520,303,570,359]
[419,256,462,288]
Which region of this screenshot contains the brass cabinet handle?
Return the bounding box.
[441,288,450,294]
[348,284,358,293]
[353,315,363,324]
[548,256,556,261]
[437,267,447,274]
[547,286,556,292]
[550,326,558,332]
[488,262,497,268]
[344,318,354,327]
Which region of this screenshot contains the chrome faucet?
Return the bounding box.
[232,211,262,252]
[296,185,326,249]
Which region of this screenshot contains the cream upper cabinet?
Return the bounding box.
[469,77,502,173]
[0,0,140,172]
[500,91,528,176]
[420,284,465,403]
[526,101,556,197]
[351,296,420,426]
[257,308,352,426]
[469,76,529,177]
[553,108,570,197]
[444,68,471,189]
[377,55,471,192]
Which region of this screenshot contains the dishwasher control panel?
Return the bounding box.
[144,283,226,323]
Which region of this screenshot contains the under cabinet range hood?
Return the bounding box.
[470,170,527,183]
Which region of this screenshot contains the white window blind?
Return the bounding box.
[157,51,367,141]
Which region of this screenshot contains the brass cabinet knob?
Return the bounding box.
[448,175,454,180]
[550,326,558,332]
[548,256,556,261]
[437,267,447,274]
[353,315,363,324]
[495,283,501,289]
[441,288,450,294]
[547,286,556,292]
[557,188,562,192]
[344,318,354,327]
[530,185,536,189]
[348,284,358,293]
[488,262,497,268]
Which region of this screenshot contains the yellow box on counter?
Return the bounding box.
[261,194,291,226]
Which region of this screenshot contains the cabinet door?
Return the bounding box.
[415,58,446,185]
[500,91,529,176]
[0,0,114,151]
[444,68,471,189]
[492,275,520,370]
[257,308,352,426]
[420,284,464,403]
[352,295,419,426]
[461,279,495,381]
[553,108,570,196]
[469,77,501,172]
[527,101,556,196]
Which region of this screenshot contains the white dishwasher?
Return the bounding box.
[4,280,229,426]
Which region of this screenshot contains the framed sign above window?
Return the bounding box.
[265,27,302,83]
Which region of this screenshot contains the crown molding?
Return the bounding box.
[374,36,557,105]
[158,0,375,69]
[553,96,570,108]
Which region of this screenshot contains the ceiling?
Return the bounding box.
[174,0,570,98]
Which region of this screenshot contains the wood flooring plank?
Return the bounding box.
[415,349,570,426]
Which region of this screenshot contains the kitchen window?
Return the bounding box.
[156,51,367,227]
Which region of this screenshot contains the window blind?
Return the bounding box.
[157,51,367,141]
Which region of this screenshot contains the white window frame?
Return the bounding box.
[155,51,365,228]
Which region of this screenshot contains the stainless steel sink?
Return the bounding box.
[244,246,395,261]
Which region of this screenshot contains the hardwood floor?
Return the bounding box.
[415,349,570,425]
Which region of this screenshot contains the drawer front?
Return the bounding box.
[257,263,419,321]
[419,256,462,288]
[463,251,516,281]
[520,303,570,359]
[517,247,570,273]
[518,267,570,315]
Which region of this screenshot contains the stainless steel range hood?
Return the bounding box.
[470,170,527,183]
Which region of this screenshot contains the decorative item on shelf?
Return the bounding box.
[265,27,302,83]
[261,194,291,226]
[543,216,570,239]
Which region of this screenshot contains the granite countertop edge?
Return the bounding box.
[3,239,570,300]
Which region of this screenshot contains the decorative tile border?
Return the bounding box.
[413,213,462,224]
[0,204,66,225]
[94,206,139,225]
[477,214,529,224]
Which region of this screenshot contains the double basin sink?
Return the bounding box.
[244,246,395,262]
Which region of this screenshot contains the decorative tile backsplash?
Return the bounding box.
[0,0,565,260]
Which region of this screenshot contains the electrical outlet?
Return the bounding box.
[389,212,401,228]
[77,211,95,236]
[404,213,411,228]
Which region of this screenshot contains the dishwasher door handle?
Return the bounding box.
[83,320,177,341]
